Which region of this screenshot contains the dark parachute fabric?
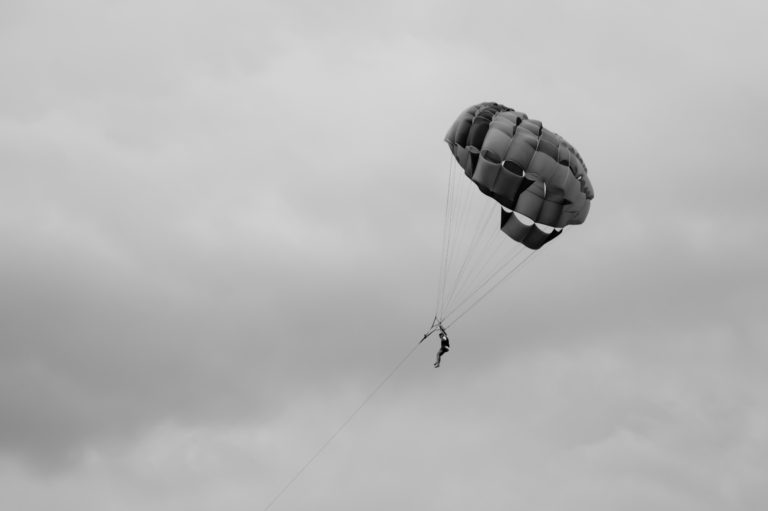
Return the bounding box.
[445,102,594,249]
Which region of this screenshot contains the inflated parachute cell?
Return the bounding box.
[445,102,594,249]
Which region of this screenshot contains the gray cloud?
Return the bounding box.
[1,0,767,508]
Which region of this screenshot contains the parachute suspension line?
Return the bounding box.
[443,248,538,329]
[443,239,524,320]
[440,201,506,317]
[433,158,533,326]
[440,196,497,318]
[438,166,495,321]
[439,164,473,316]
[468,234,527,296]
[433,156,452,320]
[443,247,532,322]
[434,152,555,330]
[442,235,501,318]
[439,158,476,319]
[435,155,458,321]
[436,157,458,319]
[462,225,520,289]
[261,335,427,511]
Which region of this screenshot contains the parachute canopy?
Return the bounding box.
[430,102,595,329]
[444,102,594,249]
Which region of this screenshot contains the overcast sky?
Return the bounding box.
[2,1,767,510]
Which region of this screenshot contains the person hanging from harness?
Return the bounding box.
[434,324,450,368]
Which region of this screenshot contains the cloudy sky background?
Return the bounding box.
[2,0,767,509]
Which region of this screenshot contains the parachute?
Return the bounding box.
[432,102,594,329]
